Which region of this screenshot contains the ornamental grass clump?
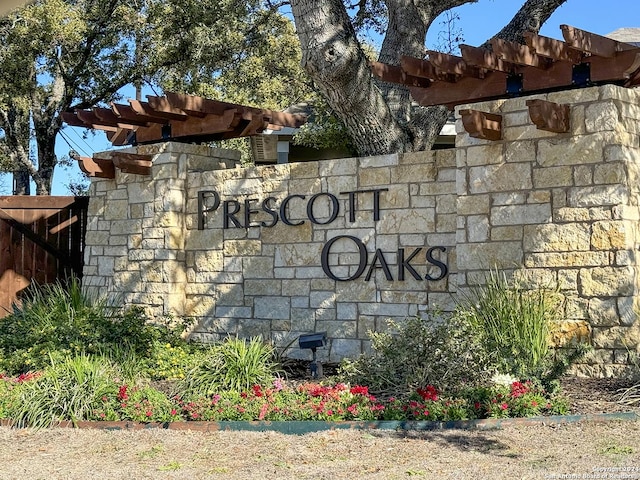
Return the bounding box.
[456,269,580,385]
[176,336,281,397]
[7,355,120,429]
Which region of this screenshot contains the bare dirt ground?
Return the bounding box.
[0,377,638,480]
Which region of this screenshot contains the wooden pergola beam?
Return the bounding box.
[561,24,636,58]
[526,99,570,133]
[459,109,502,141]
[370,62,433,88]
[490,38,553,69]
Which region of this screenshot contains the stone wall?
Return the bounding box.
[83,85,640,376]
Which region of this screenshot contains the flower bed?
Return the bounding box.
[0,372,569,427]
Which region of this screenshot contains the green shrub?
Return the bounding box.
[338,312,495,398]
[7,355,120,429]
[177,337,281,397]
[0,279,189,374]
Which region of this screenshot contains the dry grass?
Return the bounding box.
[1,420,639,479]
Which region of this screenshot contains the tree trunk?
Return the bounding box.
[291,0,569,156]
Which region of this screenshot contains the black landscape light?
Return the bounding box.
[298,332,326,379]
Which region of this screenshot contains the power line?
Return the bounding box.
[58,129,90,157]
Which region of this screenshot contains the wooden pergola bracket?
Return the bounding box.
[76,156,115,179]
[110,152,153,176]
[459,109,503,141]
[526,99,571,133]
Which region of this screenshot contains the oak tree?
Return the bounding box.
[288,0,568,156]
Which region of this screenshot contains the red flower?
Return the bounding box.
[171,409,177,416]
[350,385,369,396]
[416,385,438,402]
[252,385,263,397]
[117,385,129,401]
[500,403,508,410]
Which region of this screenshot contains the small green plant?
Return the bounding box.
[339,312,494,398]
[177,336,281,397]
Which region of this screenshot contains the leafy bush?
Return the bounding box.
[0,280,188,374]
[177,337,281,397]
[338,313,495,398]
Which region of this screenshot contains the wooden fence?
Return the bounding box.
[0,196,89,317]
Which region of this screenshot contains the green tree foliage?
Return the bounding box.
[0,0,302,194]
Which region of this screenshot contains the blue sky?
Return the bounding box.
[4,0,636,195]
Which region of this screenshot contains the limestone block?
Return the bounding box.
[223,239,262,256]
[378,208,435,234]
[457,195,490,215]
[585,101,619,133]
[523,223,590,252]
[214,305,252,319]
[618,297,638,326]
[329,339,362,363]
[237,319,272,339]
[549,320,591,347]
[360,167,391,187]
[467,215,489,242]
[359,154,398,168]
[592,325,640,349]
[558,269,578,291]
[358,302,409,317]
[391,163,437,184]
[357,316,375,338]
[457,242,523,270]
[198,315,238,333]
[244,279,282,296]
[289,161,319,179]
[274,243,323,268]
[319,158,358,176]
[526,251,609,268]
[400,151,433,165]
[594,162,627,185]
[310,291,336,309]
[538,135,604,167]
[469,163,532,194]
[532,166,573,188]
[254,296,291,319]
[490,226,523,241]
[419,181,455,196]
[315,308,337,321]
[588,298,620,326]
[103,200,129,221]
[591,221,630,250]
[580,266,635,297]
[491,204,551,225]
[568,185,629,208]
[380,290,428,305]
[337,302,358,320]
[128,249,155,261]
[216,283,245,305]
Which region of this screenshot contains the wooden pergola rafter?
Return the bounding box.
[62,92,307,147]
[63,92,307,178]
[371,25,640,110]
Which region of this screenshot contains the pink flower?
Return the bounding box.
[258,403,269,421]
[500,403,508,410]
[171,409,178,416]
